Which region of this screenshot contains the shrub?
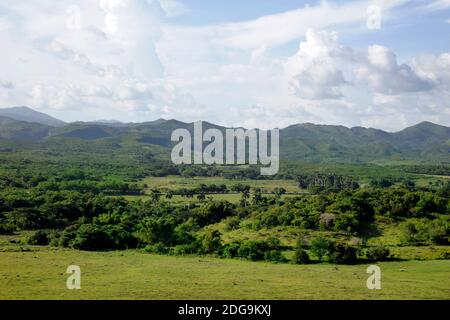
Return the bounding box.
[293,249,310,264]
[366,246,390,261]
[296,233,309,249]
[328,243,358,264]
[136,216,178,246]
[438,251,450,260]
[0,222,15,235]
[172,241,200,255]
[70,224,112,251]
[310,236,330,261]
[144,243,170,254]
[58,225,78,247]
[264,250,287,263]
[70,224,135,251]
[237,240,270,261]
[428,220,449,245]
[334,212,359,233]
[27,230,50,246]
[224,216,240,231]
[221,242,241,258]
[199,229,222,254]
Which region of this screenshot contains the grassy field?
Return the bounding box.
[139,176,302,193]
[0,244,449,300]
[123,175,305,204]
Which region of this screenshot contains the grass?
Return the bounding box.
[122,193,298,204]
[0,244,449,300]
[140,176,302,193]
[1,233,449,300]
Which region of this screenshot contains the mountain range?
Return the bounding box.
[0,106,449,163]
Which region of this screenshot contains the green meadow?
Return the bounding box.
[0,245,449,300]
[140,176,302,193]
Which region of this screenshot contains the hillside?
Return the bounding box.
[0,106,65,127]
[0,106,448,163]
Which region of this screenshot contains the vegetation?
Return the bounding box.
[0,108,449,299]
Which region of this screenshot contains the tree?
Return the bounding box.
[293,249,310,264]
[240,189,250,208]
[200,229,222,254]
[150,189,162,204]
[366,246,390,262]
[252,188,264,205]
[328,242,358,264]
[27,230,50,245]
[165,190,174,200]
[197,192,206,203]
[273,187,287,201]
[310,236,330,261]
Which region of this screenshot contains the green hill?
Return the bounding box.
[0,107,448,163]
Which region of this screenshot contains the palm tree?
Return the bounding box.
[240,189,250,207]
[165,190,174,200]
[197,192,206,203]
[252,188,263,205]
[150,189,162,204]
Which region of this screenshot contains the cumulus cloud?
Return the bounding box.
[285,29,352,100]
[356,45,434,95]
[0,0,449,130]
[0,80,14,89]
[159,0,189,17]
[412,53,450,87]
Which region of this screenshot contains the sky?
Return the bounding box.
[0,0,449,131]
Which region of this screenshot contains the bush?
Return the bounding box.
[70,224,112,250]
[264,250,287,263]
[70,224,135,251]
[172,241,200,255]
[137,216,178,246]
[428,220,449,245]
[293,249,310,264]
[328,243,358,264]
[221,242,241,258]
[58,225,78,247]
[27,230,50,246]
[144,243,170,254]
[366,246,390,261]
[310,237,330,261]
[199,229,222,254]
[438,251,450,260]
[334,213,359,233]
[224,216,240,231]
[0,222,15,235]
[237,240,271,261]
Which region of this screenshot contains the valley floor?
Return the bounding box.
[0,244,449,300]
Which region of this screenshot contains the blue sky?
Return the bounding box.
[0,0,449,130]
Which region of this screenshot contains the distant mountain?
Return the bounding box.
[0,106,66,127]
[0,117,50,140]
[0,107,448,163]
[85,120,124,125]
[280,121,450,162]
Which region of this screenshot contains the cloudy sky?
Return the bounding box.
[0,0,449,131]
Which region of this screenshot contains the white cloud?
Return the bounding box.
[0,0,449,131]
[159,0,189,17]
[424,0,450,11]
[412,53,450,86]
[285,29,352,100]
[0,80,14,89]
[356,45,434,95]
